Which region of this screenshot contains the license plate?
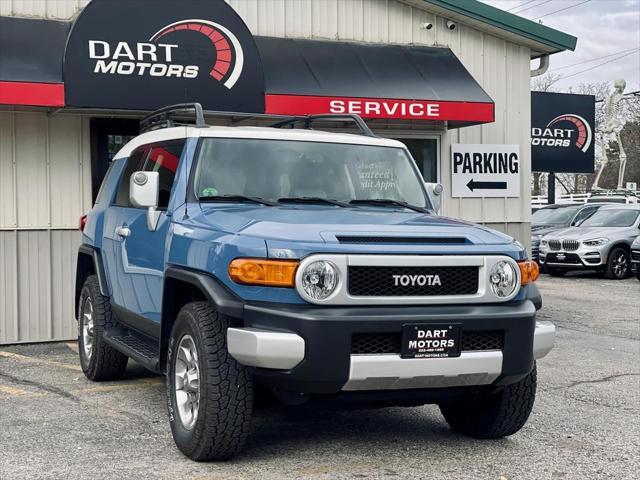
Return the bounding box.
[401,324,461,359]
[556,253,566,261]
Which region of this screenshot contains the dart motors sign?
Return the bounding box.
[451,144,521,198]
[64,0,264,112]
[531,92,595,173]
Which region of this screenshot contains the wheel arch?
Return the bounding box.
[76,245,109,318]
[160,267,245,367]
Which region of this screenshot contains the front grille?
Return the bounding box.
[548,240,561,251]
[351,331,503,354]
[562,240,580,251]
[348,266,478,297]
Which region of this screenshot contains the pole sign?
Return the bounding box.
[531,92,595,173]
[451,144,521,198]
[64,0,265,112]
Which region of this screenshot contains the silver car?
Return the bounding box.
[539,205,640,279]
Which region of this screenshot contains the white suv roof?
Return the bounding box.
[113,125,404,160]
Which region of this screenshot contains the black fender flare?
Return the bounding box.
[160,266,245,367]
[76,244,109,317]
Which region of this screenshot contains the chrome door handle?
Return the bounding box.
[115,226,131,238]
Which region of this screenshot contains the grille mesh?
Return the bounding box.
[562,240,580,251]
[348,266,478,297]
[548,240,561,251]
[351,331,503,354]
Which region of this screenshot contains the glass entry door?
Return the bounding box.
[89,118,139,203]
[393,138,439,183]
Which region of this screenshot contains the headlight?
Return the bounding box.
[583,238,609,246]
[489,261,518,298]
[300,260,339,300]
[632,236,640,248]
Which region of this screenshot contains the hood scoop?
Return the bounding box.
[336,236,469,245]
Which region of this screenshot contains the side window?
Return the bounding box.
[140,139,186,208]
[114,148,147,207]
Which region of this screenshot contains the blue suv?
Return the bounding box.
[76,104,553,460]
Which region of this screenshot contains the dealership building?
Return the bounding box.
[0,0,576,344]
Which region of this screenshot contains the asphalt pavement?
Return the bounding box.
[1,273,638,480]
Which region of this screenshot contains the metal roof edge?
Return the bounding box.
[422,0,577,53]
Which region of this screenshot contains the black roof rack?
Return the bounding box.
[140,103,206,133]
[271,114,376,137]
[139,103,376,137]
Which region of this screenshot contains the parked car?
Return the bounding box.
[586,190,639,204]
[531,203,609,263]
[539,204,640,279]
[631,235,640,281]
[75,103,550,461]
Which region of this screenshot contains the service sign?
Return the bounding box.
[64,0,265,112]
[531,92,595,173]
[451,144,521,198]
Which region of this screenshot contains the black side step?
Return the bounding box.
[103,329,161,373]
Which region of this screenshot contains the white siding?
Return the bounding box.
[0,111,91,229]
[0,0,88,19]
[0,229,80,344]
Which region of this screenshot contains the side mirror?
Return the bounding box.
[425,182,443,213]
[129,171,161,231]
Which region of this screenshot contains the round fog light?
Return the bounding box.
[301,261,339,300]
[490,261,518,298]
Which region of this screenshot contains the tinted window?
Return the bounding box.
[532,205,581,226]
[140,140,185,208]
[114,148,146,207]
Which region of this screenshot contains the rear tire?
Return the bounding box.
[605,247,630,279]
[439,364,537,439]
[78,275,128,381]
[166,302,253,461]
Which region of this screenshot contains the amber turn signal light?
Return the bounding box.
[228,258,299,287]
[518,260,540,286]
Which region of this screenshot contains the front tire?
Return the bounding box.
[439,364,537,439]
[605,247,630,279]
[166,302,253,461]
[78,275,128,381]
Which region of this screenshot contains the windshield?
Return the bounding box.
[193,138,429,208]
[532,206,581,226]
[579,209,640,227]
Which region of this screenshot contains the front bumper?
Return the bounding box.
[539,243,609,269]
[226,288,548,394]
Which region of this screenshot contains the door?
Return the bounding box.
[90,118,139,203]
[102,139,185,332]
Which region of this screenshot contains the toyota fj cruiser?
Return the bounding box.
[75,103,553,461]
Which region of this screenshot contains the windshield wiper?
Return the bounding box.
[198,195,277,206]
[278,197,350,207]
[349,199,428,213]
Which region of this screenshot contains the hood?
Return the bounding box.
[189,205,513,245]
[531,224,566,237]
[545,226,632,240]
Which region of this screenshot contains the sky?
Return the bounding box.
[480,0,640,93]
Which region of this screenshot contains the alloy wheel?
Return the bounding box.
[82,297,95,361]
[174,334,200,430]
[612,251,629,278]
